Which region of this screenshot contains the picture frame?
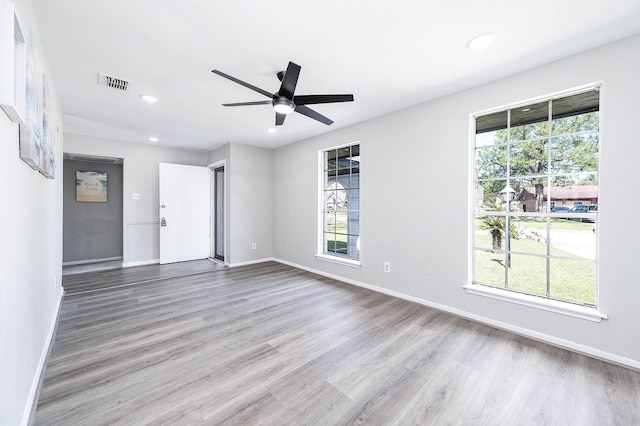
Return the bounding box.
[76,171,108,202]
[39,74,55,178]
[18,26,43,170]
[0,0,26,124]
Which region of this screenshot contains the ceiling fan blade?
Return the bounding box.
[294,94,354,105]
[222,100,272,107]
[278,62,301,99]
[212,70,273,98]
[294,105,333,125]
[276,112,286,126]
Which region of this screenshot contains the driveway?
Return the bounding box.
[549,229,596,260]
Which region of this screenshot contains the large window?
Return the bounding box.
[472,88,599,307]
[321,143,360,261]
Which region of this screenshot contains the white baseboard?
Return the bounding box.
[273,258,640,372]
[122,259,160,268]
[22,288,64,426]
[227,257,276,268]
[124,257,277,269]
[63,256,123,266]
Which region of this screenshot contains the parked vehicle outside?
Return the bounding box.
[568,204,597,222]
[551,206,571,213]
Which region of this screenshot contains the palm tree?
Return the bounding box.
[479,200,519,251]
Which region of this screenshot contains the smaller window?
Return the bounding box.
[321,143,360,261]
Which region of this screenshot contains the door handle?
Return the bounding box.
[160,217,167,227]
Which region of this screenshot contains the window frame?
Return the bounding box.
[316,142,361,267]
[467,84,606,322]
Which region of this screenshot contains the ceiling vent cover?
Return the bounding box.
[98,72,130,91]
[64,153,123,164]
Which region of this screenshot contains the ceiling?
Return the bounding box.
[30,0,640,152]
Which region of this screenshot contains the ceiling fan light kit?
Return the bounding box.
[273,98,295,114]
[212,61,354,126]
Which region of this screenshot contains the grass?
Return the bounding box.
[326,216,351,254]
[512,217,595,231]
[475,217,595,232]
[474,234,595,305]
[327,240,348,254]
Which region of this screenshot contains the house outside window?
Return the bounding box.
[320,143,360,262]
[472,87,600,307]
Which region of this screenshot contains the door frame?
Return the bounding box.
[208,160,228,264]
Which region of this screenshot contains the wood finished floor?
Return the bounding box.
[35,261,640,425]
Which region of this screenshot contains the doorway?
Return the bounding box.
[62,153,124,274]
[213,165,225,261]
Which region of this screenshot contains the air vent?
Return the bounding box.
[98,72,131,91]
[64,153,123,165]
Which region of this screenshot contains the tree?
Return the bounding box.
[476,111,599,211]
[478,200,519,251]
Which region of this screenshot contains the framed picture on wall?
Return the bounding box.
[0,0,26,124]
[39,73,55,178]
[18,27,43,170]
[76,171,108,202]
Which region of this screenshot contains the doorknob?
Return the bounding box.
[160,217,167,227]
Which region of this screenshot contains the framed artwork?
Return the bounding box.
[0,0,26,124]
[39,74,55,178]
[76,171,108,202]
[18,27,43,170]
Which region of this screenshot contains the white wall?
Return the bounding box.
[273,34,640,365]
[64,133,209,265]
[0,1,64,424]
[208,143,274,266]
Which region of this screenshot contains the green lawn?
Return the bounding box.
[475,217,595,232]
[512,217,595,231]
[474,234,595,305]
[326,215,349,254]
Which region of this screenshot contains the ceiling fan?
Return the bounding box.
[212,62,354,126]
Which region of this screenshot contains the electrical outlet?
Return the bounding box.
[384,262,391,273]
[132,193,140,200]
[252,242,257,250]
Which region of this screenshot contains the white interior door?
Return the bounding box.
[159,163,210,264]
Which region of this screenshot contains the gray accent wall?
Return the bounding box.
[272,34,640,365]
[63,159,123,263]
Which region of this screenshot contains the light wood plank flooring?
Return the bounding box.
[34,261,640,425]
[61,259,225,295]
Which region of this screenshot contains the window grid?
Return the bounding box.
[473,88,599,307]
[322,144,360,260]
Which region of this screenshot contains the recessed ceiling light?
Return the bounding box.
[467,33,497,51]
[148,137,158,142]
[140,94,158,103]
[267,128,277,133]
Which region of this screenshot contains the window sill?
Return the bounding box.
[463,283,607,322]
[315,254,361,268]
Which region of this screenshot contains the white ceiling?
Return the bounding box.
[31,0,640,152]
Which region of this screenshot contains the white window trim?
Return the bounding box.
[317,141,361,264]
[468,83,605,317]
[315,253,361,268]
[464,283,607,322]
